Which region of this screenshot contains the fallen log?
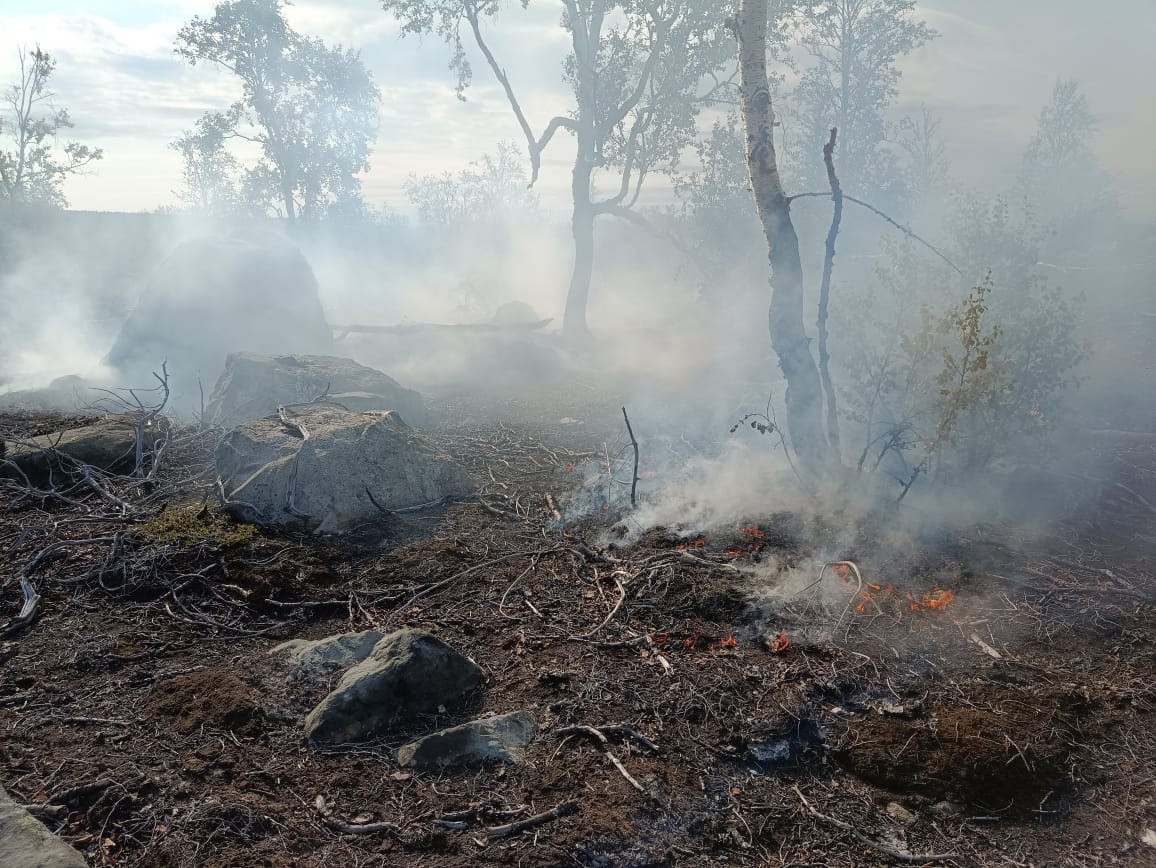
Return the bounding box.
[332,319,553,340]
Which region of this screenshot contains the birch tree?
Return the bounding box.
[735,0,828,470]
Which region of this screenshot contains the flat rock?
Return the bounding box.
[398,711,537,771]
[271,629,384,680]
[1,413,167,483]
[216,405,468,533]
[304,629,484,745]
[0,783,87,867]
[207,353,424,429]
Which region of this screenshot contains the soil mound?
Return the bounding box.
[147,668,263,735]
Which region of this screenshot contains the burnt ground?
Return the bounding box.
[0,392,1153,867]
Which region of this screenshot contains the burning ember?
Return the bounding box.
[823,560,956,616]
[676,536,707,550]
[910,588,955,611]
[769,630,791,652]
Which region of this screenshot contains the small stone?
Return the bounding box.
[397,711,537,771]
[929,800,963,818]
[886,802,918,825]
[1142,828,1156,849]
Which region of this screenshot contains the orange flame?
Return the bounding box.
[740,526,766,538]
[832,563,852,584]
[909,588,955,611]
[718,634,738,648]
[770,630,791,652]
[676,536,707,550]
[922,588,955,609]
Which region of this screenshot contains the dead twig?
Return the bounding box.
[554,726,648,795]
[622,407,640,508]
[569,574,628,640]
[485,800,579,839]
[817,127,843,457]
[793,786,962,864]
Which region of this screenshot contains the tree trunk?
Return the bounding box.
[564,155,596,340]
[281,173,297,226]
[736,0,828,470]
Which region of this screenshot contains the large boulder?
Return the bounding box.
[304,629,485,745]
[216,406,469,533]
[1,413,167,483]
[104,237,335,409]
[0,784,87,867]
[206,353,424,429]
[397,711,537,771]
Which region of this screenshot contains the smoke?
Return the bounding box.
[0,2,1153,583]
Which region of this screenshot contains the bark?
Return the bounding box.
[560,0,603,341]
[736,0,828,470]
[281,172,297,225]
[565,159,596,340]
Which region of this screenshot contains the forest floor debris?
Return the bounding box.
[0,391,1153,866]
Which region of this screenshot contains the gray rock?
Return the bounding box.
[0,376,90,413]
[491,301,542,324]
[0,784,86,867]
[216,405,469,533]
[206,353,425,430]
[398,711,537,771]
[271,629,385,680]
[1,413,167,483]
[305,629,484,745]
[104,237,335,410]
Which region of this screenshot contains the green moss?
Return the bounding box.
[138,505,257,549]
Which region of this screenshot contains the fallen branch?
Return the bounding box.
[0,578,40,638]
[314,795,399,836]
[793,786,962,864]
[485,800,579,839]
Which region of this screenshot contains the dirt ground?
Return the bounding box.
[0,391,1153,867]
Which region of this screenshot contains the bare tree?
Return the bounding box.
[380,0,730,339]
[0,46,102,206]
[897,103,950,199]
[735,0,828,471]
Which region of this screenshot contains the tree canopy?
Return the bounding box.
[0,47,102,207]
[175,0,381,223]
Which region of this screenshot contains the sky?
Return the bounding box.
[1,0,1154,216]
